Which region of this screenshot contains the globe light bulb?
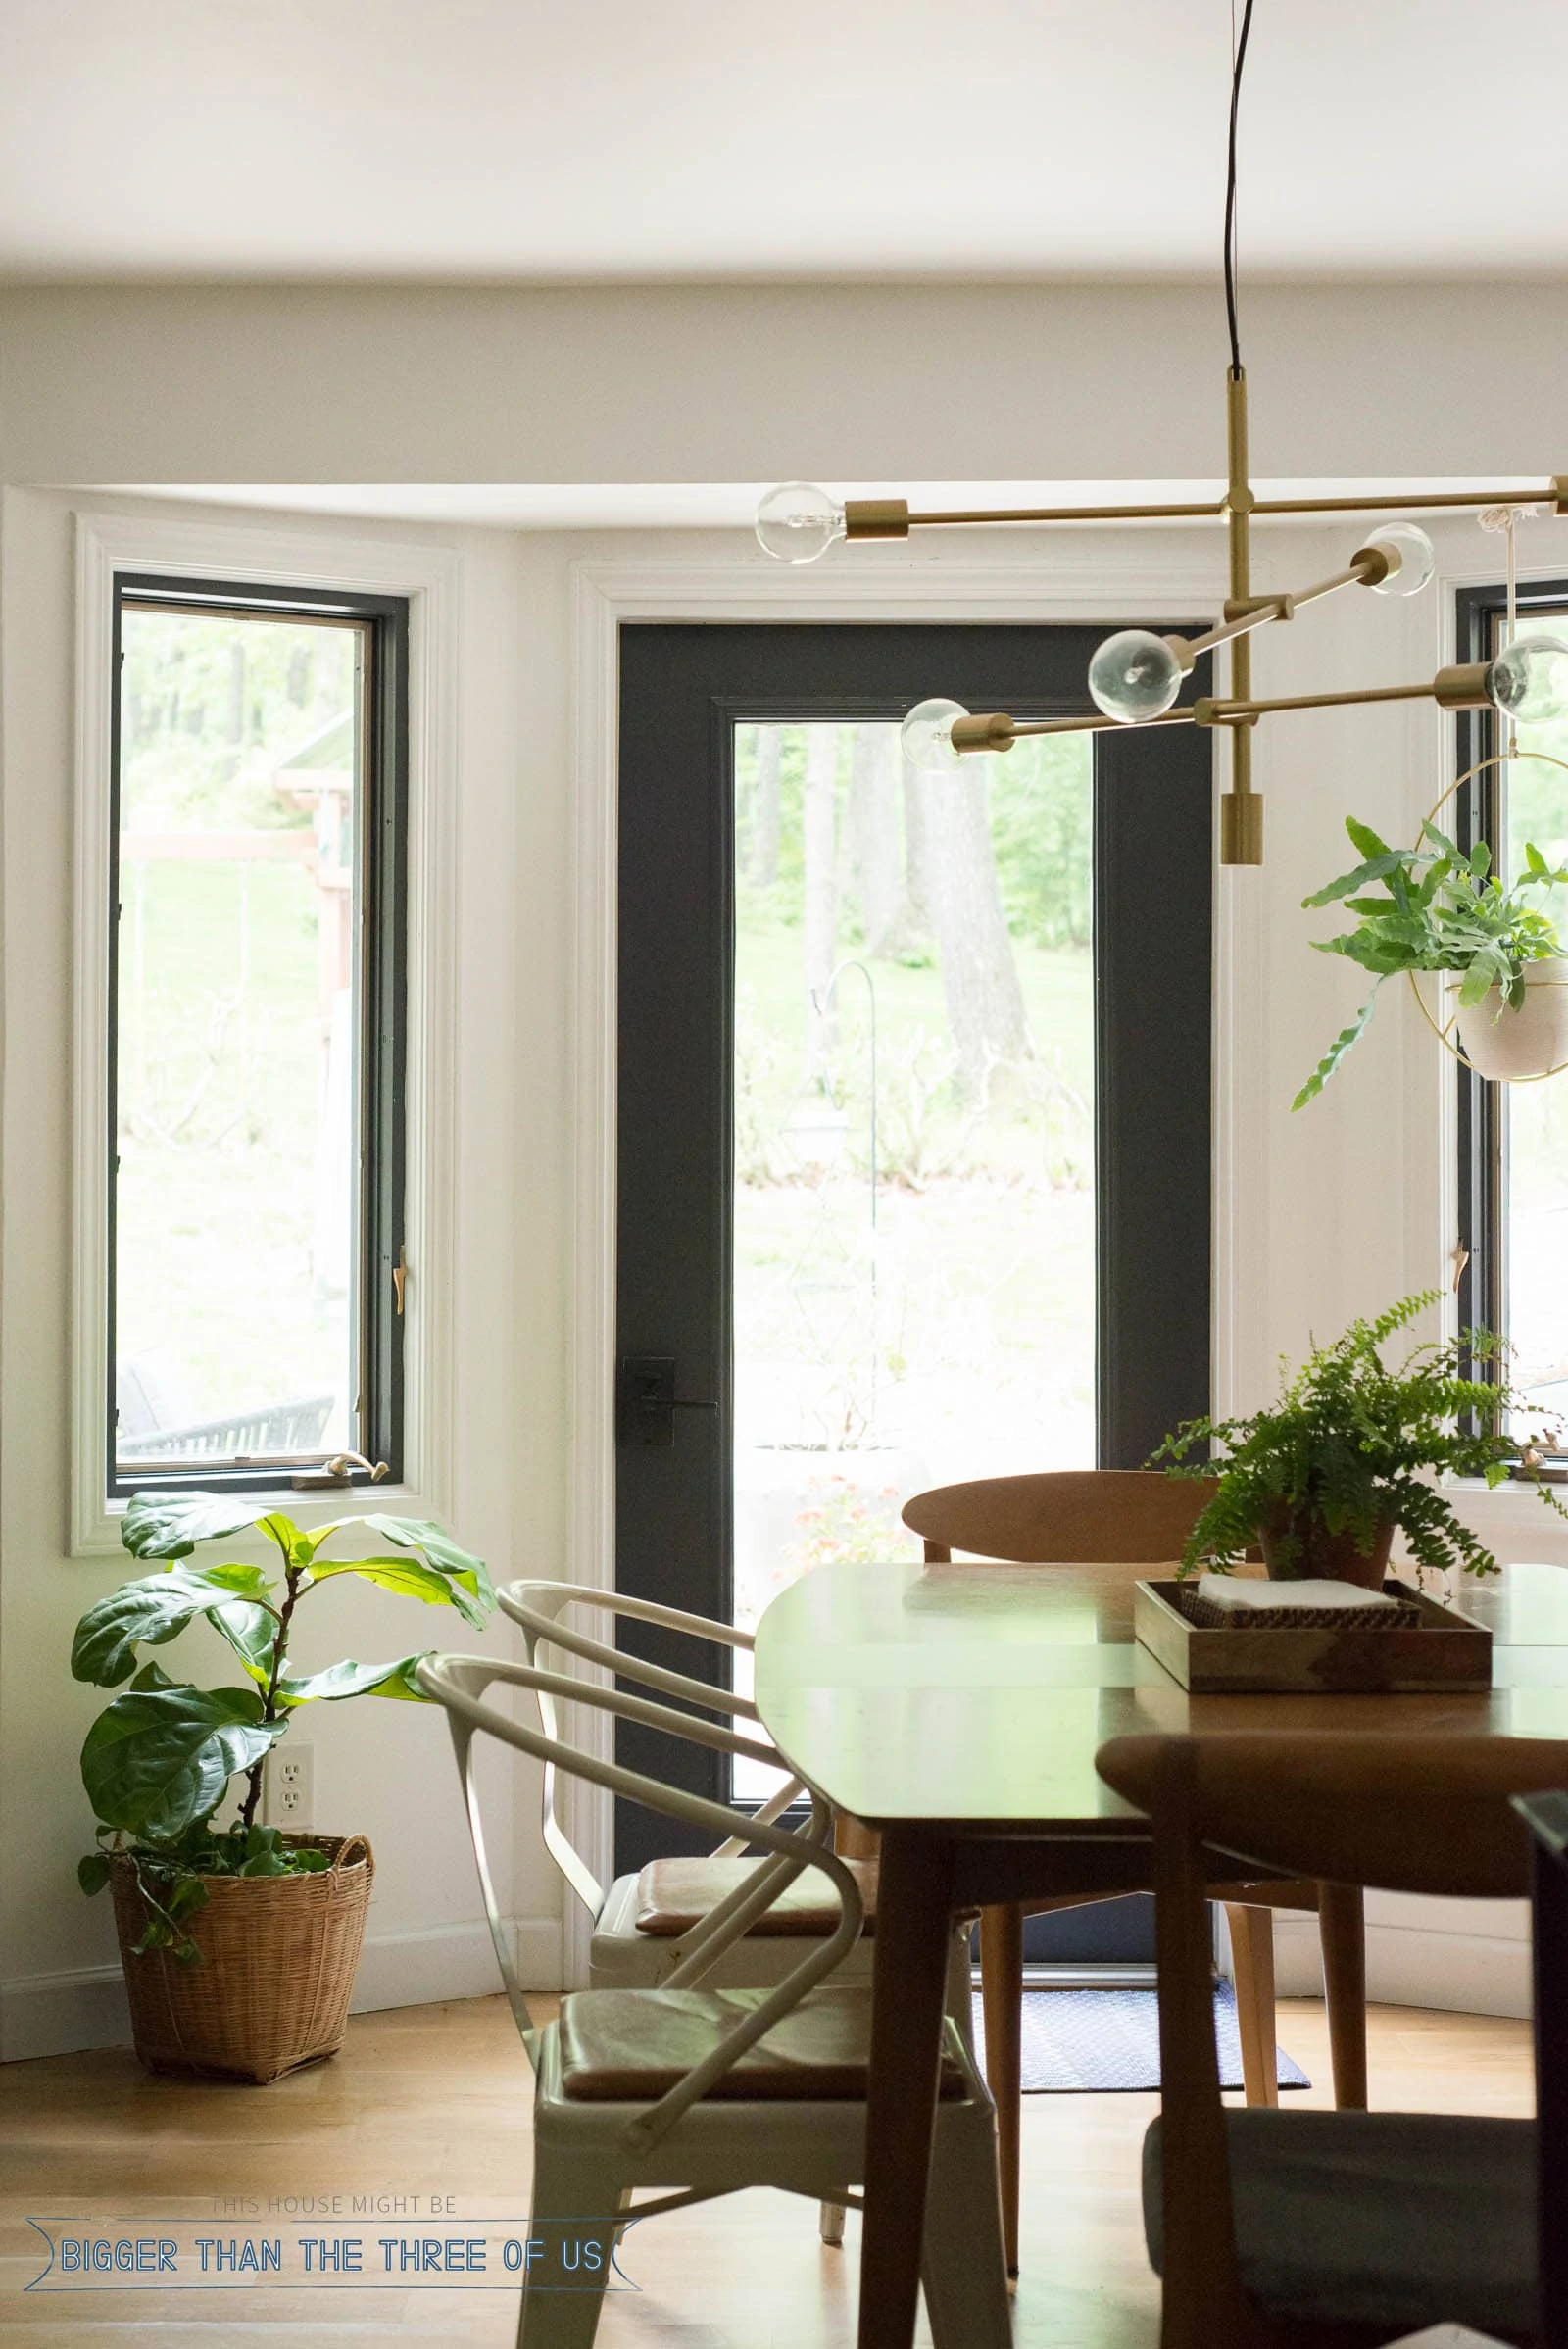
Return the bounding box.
[900,697,969,774]
[1087,629,1184,723]
[755,483,845,564]
[1487,634,1568,726]
[1363,522,1437,599]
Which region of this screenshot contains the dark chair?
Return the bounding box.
[1099,1729,1556,2348]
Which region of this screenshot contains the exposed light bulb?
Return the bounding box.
[1087,630,1184,723]
[1487,634,1568,726]
[1363,522,1437,599]
[900,698,969,774]
[755,483,846,563]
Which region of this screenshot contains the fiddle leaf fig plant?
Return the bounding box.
[1293,815,1568,1108]
[74,1496,493,1960]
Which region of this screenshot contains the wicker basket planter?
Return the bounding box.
[111,1833,373,2083]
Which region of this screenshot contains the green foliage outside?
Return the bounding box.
[122,608,352,829]
[1152,1292,1568,1579]
[74,1497,493,1961]
[117,608,358,1433]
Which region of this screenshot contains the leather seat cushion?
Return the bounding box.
[1144,2110,1537,2335]
[557,1983,965,2102]
[633,1856,876,1937]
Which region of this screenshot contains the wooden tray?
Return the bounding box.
[1134,1577,1493,1694]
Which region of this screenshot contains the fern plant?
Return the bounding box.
[1152,1292,1567,1579]
[1293,816,1568,1109]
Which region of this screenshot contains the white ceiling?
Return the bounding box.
[4,1,1566,284]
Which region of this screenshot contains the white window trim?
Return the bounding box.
[72,507,460,1555]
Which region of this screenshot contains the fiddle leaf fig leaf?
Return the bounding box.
[275,1653,430,1706]
[313,1516,494,1626]
[128,1658,178,1692]
[80,1685,284,1842]
[122,1493,276,1560]
[72,1567,275,1688]
[209,1600,276,1683]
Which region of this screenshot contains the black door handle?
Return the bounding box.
[615,1356,719,1448]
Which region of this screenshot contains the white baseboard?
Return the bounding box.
[1266,1911,1531,2020]
[1,1915,564,2063]
[0,1961,128,2062]
[350,1915,563,2011]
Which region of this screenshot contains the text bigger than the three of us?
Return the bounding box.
[51,2234,608,2277]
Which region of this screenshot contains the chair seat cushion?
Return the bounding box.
[633,1856,877,1937]
[1143,2110,1537,2335]
[557,1983,965,2102]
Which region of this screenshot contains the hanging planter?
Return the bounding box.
[1294,752,1568,1107]
[1452,962,1568,1081]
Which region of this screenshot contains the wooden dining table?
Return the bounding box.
[751,1552,1568,2349]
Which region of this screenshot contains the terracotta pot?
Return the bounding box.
[1452,964,1568,1082]
[1256,1506,1396,1590]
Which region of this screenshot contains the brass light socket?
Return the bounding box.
[843,499,910,541]
[1220,791,1264,865]
[951,711,1016,754]
[1433,661,1492,711]
[1348,545,1393,588]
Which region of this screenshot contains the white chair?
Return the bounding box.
[420,1646,1010,2349]
[500,1580,949,2248]
[499,1582,877,1994]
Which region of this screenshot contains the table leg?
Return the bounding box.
[858,1826,956,2349]
[978,1902,1023,2274]
[1318,1882,1367,2108]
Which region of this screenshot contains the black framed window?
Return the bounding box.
[1455,576,1568,1440]
[108,573,408,1495]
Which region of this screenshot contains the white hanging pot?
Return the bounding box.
[1452,963,1568,1081]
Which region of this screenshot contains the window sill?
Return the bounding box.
[74,1478,447,1560]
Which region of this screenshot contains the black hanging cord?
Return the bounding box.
[1224,0,1256,376]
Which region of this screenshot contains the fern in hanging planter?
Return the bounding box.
[1293,816,1568,1107]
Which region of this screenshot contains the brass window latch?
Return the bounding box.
[393,1246,408,1316]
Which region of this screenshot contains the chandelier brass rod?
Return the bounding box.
[900,500,1227,527]
[1253,485,1563,517]
[997,709,1199,741]
[1202,680,1439,720]
[873,481,1565,535]
[1181,555,1380,662]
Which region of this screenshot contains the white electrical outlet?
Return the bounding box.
[267,1743,315,1831]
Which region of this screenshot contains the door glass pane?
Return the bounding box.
[1500,684,1568,1427]
[732,720,1095,1640]
[114,603,364,1473]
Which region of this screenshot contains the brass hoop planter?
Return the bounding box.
[1405,749,1568,1085]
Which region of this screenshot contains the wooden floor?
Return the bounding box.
[0,1994,1533,2346]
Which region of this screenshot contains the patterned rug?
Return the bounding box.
[971,1981,1311,2093]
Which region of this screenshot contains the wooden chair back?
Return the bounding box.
[904,1469,1218,1564]
[1095,1730,1568,2348]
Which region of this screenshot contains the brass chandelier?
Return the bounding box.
[754,0,1568,868]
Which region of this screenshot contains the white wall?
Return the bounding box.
[5,277,1568,2048]
[0,488,573,2055]
[3,280,1568,489]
